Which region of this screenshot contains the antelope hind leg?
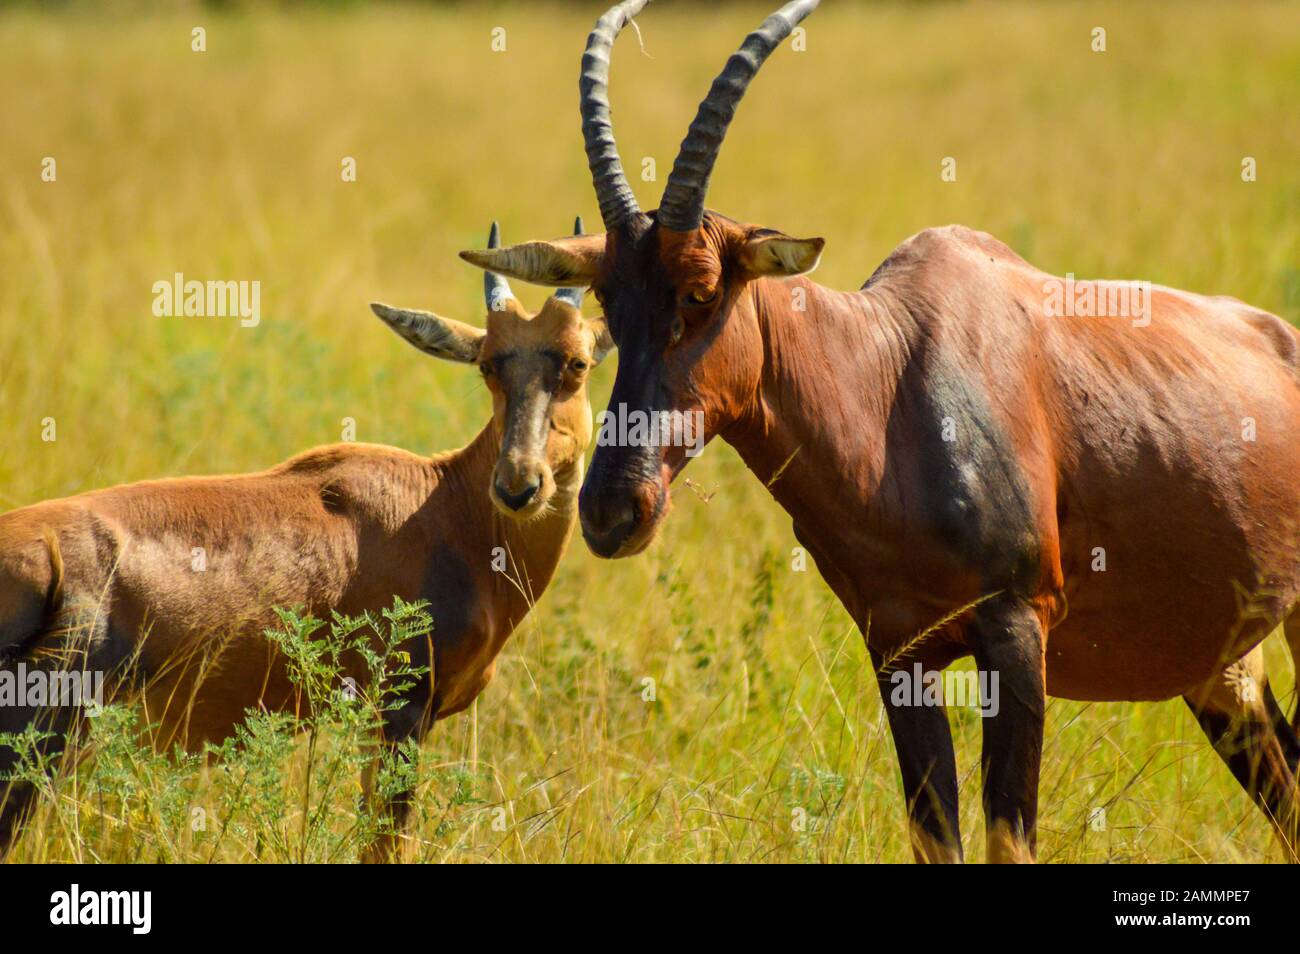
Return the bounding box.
[1185,645,1300,862]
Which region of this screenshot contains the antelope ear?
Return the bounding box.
[459,233,605,287]
[370,302,484,364]
[738,230,825,278]
[589,317,615,367]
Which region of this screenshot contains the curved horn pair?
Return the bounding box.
[482,220,586,310]
[580,0,819,233]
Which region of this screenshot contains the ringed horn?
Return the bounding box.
[657,0,819,231]
[580,0,652,230]
[578,0,820,234]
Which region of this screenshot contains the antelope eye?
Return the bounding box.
[687,287,717,305]
[569,358,589,373]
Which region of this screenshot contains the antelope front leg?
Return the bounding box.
[360,742,413,864]
[967,595,1047,864]
[360,695,433,864]
[873,650,963,863]
[0,697,77,856]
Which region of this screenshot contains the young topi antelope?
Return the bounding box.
[0,220,611,860]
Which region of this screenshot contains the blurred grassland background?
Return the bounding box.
[1,0,1298,862]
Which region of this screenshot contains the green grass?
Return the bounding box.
[1,0,1298,862]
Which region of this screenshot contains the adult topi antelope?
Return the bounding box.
[0,221,612,861]
[459,0,1300,862]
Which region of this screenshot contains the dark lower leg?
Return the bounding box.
[360,694,432,864]
[1187,690,1299,860]
[1265,683,1300,777]
[969,596,1046,864]
[0,702,75,857]
[874,650,962,863]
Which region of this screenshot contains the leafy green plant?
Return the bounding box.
[4,598,436,863]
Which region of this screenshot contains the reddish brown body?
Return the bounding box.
[0,436,570,749]
[726,225,1300,704]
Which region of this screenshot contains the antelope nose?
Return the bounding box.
[579,494,638,559]
[495,479,540,512]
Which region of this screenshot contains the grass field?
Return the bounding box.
[1,0,1299,862]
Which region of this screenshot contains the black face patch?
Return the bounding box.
[587,224,681,493]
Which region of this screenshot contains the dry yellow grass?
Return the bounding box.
[1,0,1298,862]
